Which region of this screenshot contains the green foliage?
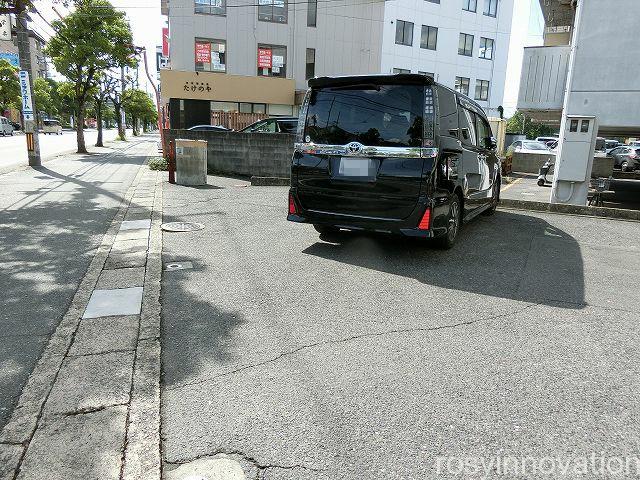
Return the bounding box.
[506,111,557,140]
[33,78,57,118]
[123,88,157,135]
[45,0,137,151]
[147,156,168,171]
[0,59,20,112]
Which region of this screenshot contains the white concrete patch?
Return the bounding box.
[120,219,152,231]
[83,287,143,319]
[165,456,246,480]
[164,261,194,271]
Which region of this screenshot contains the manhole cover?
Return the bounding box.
[161,222,204,232]
[164,261,194,271]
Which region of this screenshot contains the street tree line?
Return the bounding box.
[0,0,157,152]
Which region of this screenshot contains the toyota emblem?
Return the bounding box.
[346,142,364,155]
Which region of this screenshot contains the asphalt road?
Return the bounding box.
[0,128,122,172]
[161,177,640,479]
[0,138,153,430]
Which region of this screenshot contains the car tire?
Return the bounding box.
[621,161,629,172]
[483,178,501,216]
[434,194,461,249]
[313,224,340,235]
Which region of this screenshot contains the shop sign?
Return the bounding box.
[195,42,211,63]
[162,27,169,56]
[183,81,212,93]
[258,48,272,68]
[0,15,10,41]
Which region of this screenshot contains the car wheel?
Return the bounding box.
[483,178,501,216]
[313,224,340,235]
[621,161,629,172]
[434,194,461,249]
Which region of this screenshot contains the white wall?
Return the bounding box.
[379,0,514,115]
[565,0,640,133]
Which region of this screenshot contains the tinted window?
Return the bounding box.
[436,86,458,138]
[458,107,476,146]
[475,114,491,148]
[523,141,549,150]
[305,84,425,147]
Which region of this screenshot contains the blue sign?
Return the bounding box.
[0,52,19,67]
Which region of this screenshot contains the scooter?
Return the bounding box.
[537,160,554,187]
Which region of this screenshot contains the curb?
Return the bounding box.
[499,198,640,221]
[250,176,290,186]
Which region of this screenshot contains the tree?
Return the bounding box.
[506,111,557,140]
[54,81,77,126]
[0,59,20,113]
[33,77,57,120]
[45,0,136,153]
[92,76,117,146]
[123,88,157,136]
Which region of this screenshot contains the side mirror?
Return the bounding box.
[515,145,522,152]
[486,136,497,150]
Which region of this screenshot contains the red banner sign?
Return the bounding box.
[162,27,169,57]
[195,42,211,63]
[257,48,272,69]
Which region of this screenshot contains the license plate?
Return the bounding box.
[338,158,372,177]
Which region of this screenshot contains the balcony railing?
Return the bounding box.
[517,45,570,112]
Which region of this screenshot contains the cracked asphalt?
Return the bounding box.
[161,175,640,479]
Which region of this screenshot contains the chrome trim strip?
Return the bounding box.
[294,143,438,158]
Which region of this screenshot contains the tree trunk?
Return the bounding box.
[76,105,87,154]
[95,101,103,147]
[132,116,139,136]
[114,102,125,140]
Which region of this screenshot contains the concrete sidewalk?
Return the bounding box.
[0,139,163,480]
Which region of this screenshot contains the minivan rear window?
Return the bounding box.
[305,84,425,147]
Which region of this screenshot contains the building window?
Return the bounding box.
[475,80,490,101]
[195,38,226,72]
[420,25,438,50]
[455,76,470,95]
[462,0,476,12]
[395,20,414,46]
[393,68,411,74]
[479,37,494,59]
[484,0,497,17]
[259,0,287,23]
[418,71,434,79]
[305,48,315,79]
[195,0,226,15]
[257,44,287,77]
[307,0,316,26]
[458,33,473,56]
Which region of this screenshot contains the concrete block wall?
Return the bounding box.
[166,130,294,178]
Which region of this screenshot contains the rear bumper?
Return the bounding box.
[287,188,448,238]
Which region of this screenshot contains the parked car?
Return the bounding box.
[0,116,15,136]
[607,145,640,171]
[604,139,620,154]
[536,137,558,149]
[42,119,63,135]
[506,140,551,158]
[187,124,231,131]
[240,117,298,134]
[10,121,21,131]
[287,74,500,249]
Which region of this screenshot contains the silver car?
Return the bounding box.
[0,116,14,136]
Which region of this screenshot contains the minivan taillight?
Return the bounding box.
[288,193,297,215]
[418,207,431,230]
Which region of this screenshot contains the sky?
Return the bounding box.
[31,0,543,114]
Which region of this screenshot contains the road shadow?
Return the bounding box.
[302,210,585,308]
[160,259,245,389]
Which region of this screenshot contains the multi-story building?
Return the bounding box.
[161,0,514,128]
[517,0,640,205]
[0,16,48,80]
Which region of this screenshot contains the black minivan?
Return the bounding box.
[287,74,501,248]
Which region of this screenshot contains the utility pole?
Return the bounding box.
[120,65,126,139]
[15,1,41,166]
